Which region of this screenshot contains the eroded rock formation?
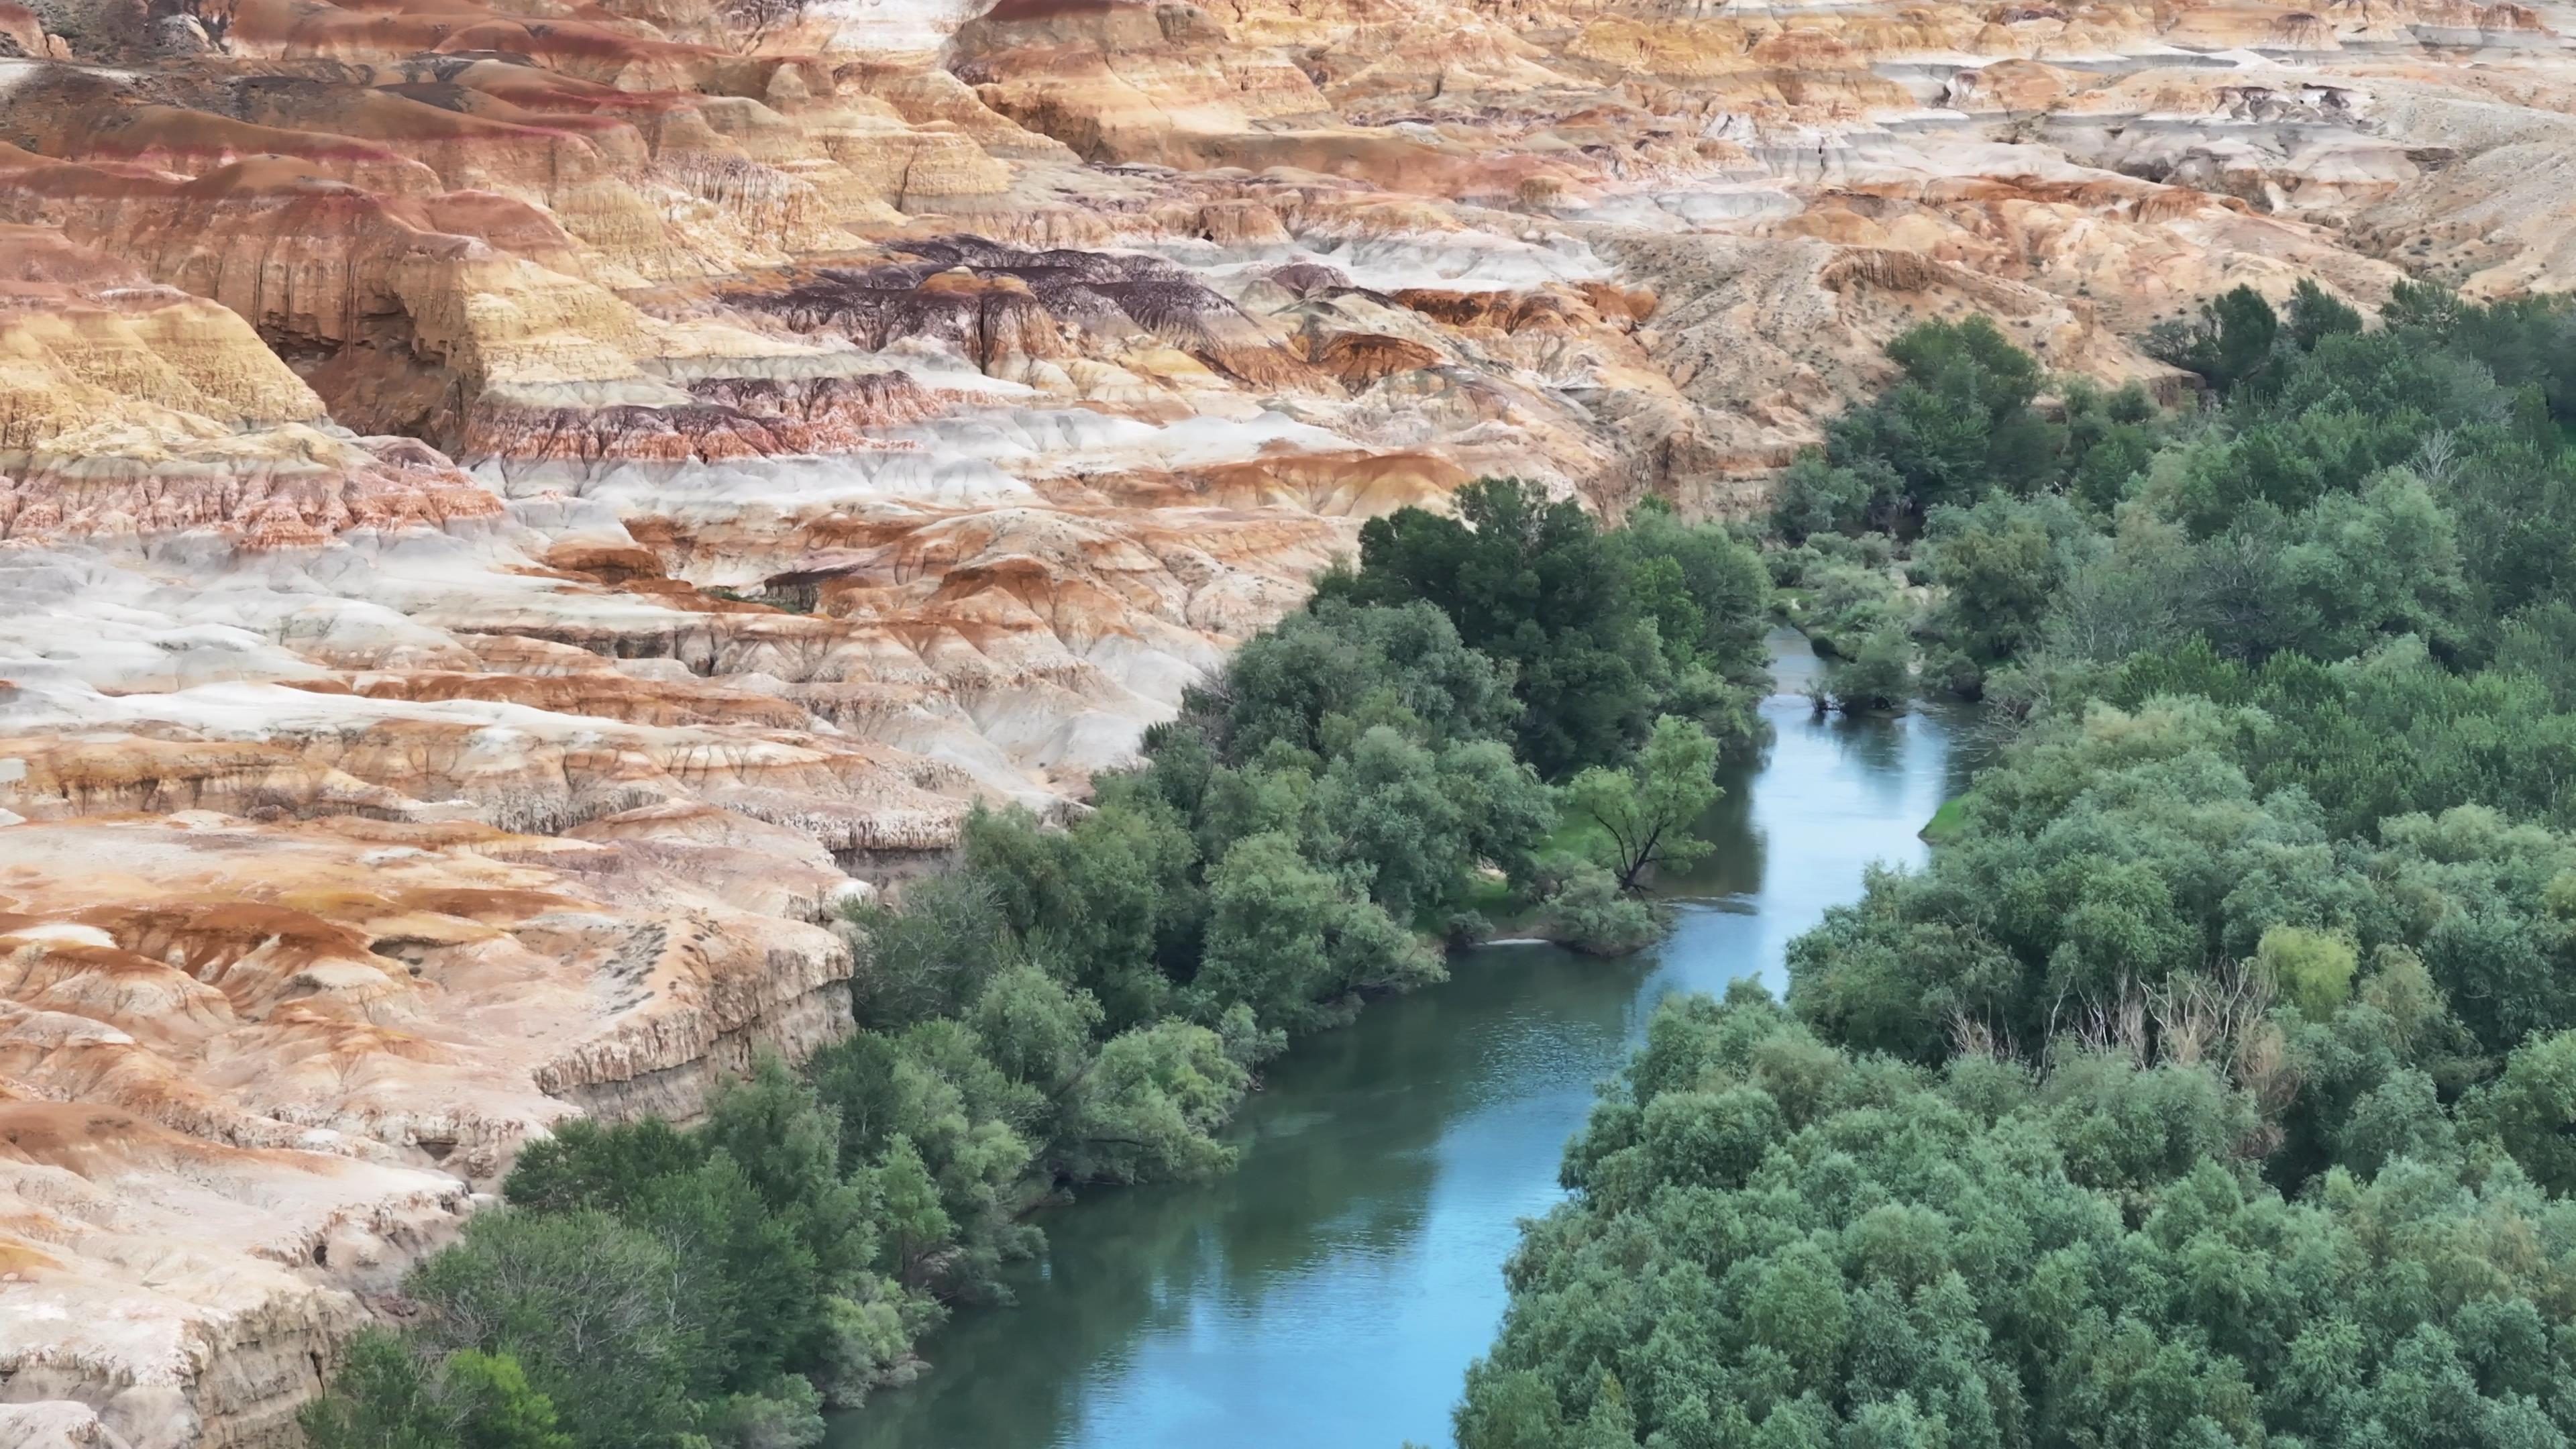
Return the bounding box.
[0,0,2565,1438]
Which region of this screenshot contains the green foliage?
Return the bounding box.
[804,1021,1034,1299]
[1191,598,1520,763]
[1773,315,2143,537]
[843,871,1013,1027]
[1459,996,2576,1449]
[2254,925,2358,1022]
[969,961,1103,1092]
[1617,497,1775,686]
[1780,553,1909,664]
[698,1376,826,1449]
[699,1057,878,1285]
[1787,689,2576,1065]
[386,1055,920,1438]
[1322,477,1772,775]
[1919,493,2094,693]
[1823,628,1914,713]
[2145,284,2286,398]
[2469,1028,2576,1194]
[301,1332,456,1449]
[405,1209,702,1449]
[1770,448,1898,541]
[1539,860,1662,956]
[1062,1018,1252,1183]
[502,1116,700,1216]
[1462,281,2576,1449]
[1562,717,1723,892]
[952,792,1198,1032]
[1319,476,1662,775]
[1306,726,1512,920]
[1199,829,1445,1032]
[299,1340,576,1449]
[871,1134,952,1289]
[2082,639,2576,838]
[1774,286,2576,696]
[1851,314,2058,507]
[2286,277,2364,352]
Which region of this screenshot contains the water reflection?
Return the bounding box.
[831,633,1983,1449]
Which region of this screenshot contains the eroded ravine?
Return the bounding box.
[829,633,1989,1449]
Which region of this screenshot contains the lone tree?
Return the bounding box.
[1564,715,1722,892]
[2145,284,2284,398]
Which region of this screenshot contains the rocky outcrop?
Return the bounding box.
[0,0,2570,1439]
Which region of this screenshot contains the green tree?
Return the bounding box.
[442,1352,575,1449]
[951,795,1198,1031]
[1320,477,1668,775]
[872,1134,953,1289]
[1829,315,2065,515]
[1770,449,1897,540]
[698,1376,825,1449]
[2473,1029,2576,1193]
[301,1330,450,1449]
[1921,492,2091,690]
[1439,737,1560,890]
[1063,1019,1251,1182]
[303,1342,574,1449]
[500,1117,701,1216]
[1181,598,1520,764]
[1197,830,1442,1032]
[1826,628,1914,712]
[619,1155,818,1393]
[1307,724,1474,918]
[803,1025,1034,1284]
[699,1055,877,1287]
[2286,278,2363,352]
[1538,860,1660,956]
[2255,925,2359,1022]
[2334,1067,2458,1175]
[1614,499,1774,684]
[1458,994,2576,1449]
[844,871,1012,1027]
[405,1210,699,1449]
[2148,284,2284,398]
[968,961,1102,1095]
[2252,470,2469,662]
[1562,716,1722,890]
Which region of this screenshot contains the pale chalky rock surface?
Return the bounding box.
[0,0,2569,1438]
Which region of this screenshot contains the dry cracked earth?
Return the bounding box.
[0,0,2563,1442]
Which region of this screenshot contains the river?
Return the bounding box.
[829,632,1987,1449]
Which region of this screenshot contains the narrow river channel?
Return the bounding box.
[830,633,1989,1449]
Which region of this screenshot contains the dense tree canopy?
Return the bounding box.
[1463,992,2576,1449]
[1771,315,2159,541]
[1456,285,2576,1449]
[1321,479,1771,777]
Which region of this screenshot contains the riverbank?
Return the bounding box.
[826,634,1988,1449]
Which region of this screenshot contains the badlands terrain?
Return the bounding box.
[0,0,2562,1440]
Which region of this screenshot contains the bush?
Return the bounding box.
[1539,863,1660,956]
[1823,629,1912,712]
